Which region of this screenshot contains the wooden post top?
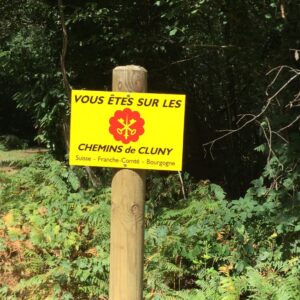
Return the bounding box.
[113,65,147,72]
[113,65,148,93]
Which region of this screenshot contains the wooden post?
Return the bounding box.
[109,66,147,300]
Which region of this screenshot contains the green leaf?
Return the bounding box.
[68,172,80,191]
[0,51,8,58]
[283,178,293,189]
[254,144,266,153]
[169,28,178,36]
[210,183,226,201]
[294,224,300,231]
[257,186,266,197]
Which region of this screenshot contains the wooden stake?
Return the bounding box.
[109,66,147,300]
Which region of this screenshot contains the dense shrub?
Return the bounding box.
[0,155,299,299]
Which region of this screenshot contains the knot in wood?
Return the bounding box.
[131,203,139,216]
[135,79,142,92]
[118,81,122,90]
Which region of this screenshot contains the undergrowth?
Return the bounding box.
[0,155,299,299]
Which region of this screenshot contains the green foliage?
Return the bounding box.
[1,155,299,299]
[143,175,300,299]
[0,3,299,298]
[1,0,300,195]
[0,0,66,153]
[0,155,110,299]
[0,135,28,150]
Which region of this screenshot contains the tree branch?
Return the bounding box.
[203,65,300,158]
[278,115,300,133]
[58,0,71,100]
[177,171,187,200]
[57,0,100,188]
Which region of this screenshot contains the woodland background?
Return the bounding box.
[0,0,300,299]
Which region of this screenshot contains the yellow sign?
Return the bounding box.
[69,90,185,171]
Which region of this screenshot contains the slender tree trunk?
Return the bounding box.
[58,0,101,187]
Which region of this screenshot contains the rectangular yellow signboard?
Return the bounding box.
[69,90,185,171]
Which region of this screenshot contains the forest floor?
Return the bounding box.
[0,148,48,291]
[0,148,47,175]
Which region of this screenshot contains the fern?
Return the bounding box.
[1,154,300,299]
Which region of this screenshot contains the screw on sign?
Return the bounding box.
[109,108,145,144]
